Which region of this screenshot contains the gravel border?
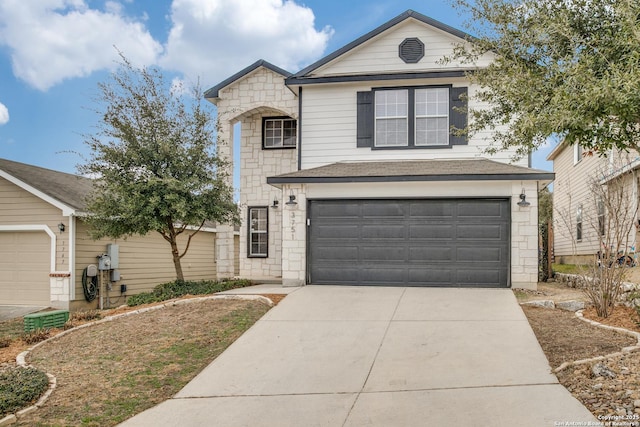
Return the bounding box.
[0,294,273,426]
[553,309,640,373]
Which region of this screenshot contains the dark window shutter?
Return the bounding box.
[357,91,374,148]
[450,87,468,145]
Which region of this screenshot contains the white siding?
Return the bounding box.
[300,81,522,169]
[552,146,639,260]
[313,19,493,77]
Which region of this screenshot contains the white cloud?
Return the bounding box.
[0,101,8,125]
[0,0,162,91]
[160,0,333,85]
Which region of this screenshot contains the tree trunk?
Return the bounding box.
[169,237,185,282]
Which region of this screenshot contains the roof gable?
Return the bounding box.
[0,158,93,215]
[204,60,292,101]
[290,10,474,80]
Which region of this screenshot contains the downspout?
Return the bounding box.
[297,87,302,171]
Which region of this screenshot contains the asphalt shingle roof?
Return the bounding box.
[266,159,554,184]
[0,158,93,211]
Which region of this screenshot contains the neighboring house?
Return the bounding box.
[548,143,640,264]
[207,10,553,290]
[0,158,238,310]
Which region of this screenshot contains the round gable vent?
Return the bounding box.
[399,37,424,64]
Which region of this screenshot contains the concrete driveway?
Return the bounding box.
[120,286,596,427]
[0,305,46,321]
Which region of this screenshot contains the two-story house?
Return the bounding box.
[208,10,553,290]
[548,142,640,264]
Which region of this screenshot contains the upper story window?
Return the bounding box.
[573,144,583,165]
[374,87,450,148]
[263,117,296,149]
[358,86,467,149]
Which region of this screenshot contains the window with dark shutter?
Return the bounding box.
[449,87,468,145]
[356,91,374,147]
[357,86,468,149]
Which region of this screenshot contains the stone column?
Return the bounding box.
[281,184,306,287]
[216,118,237,280]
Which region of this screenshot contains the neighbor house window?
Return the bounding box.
[597,197,605,236]
[263,117,296,149]
[248,207,268,257]
[374,86,449,147]
[574,144,583,164]
[576,204,583,241]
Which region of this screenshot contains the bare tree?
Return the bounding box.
[556,163,638,317]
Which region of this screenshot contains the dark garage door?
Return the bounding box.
[308,199,510,287]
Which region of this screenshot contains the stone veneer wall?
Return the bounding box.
[215,67,299,281]
[511,181,539,289]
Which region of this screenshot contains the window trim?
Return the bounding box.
[247,206,269,258]
[262,117,297,150]
[372,84,453,149]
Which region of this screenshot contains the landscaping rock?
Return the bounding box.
[521,300,555,309]
[592,363,617,379]
[557,300,586,312]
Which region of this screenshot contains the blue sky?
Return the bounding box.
[0,0,555,177]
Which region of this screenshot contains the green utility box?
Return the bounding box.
[24,310,69,332]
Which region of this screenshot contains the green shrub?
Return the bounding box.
[0,367,49,417]
[127,279,254,307]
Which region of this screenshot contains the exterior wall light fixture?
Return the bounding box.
[286,193,297,206]
[517,192,530,207]
[58,223,66,232]
[271,198,279,209]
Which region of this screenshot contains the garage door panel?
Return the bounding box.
[315,203,361,218]
[309,199,510,287]
[313,246,359,260]
[409,201,453,218]
[457,201,504,217]
[408,268,453,285]
[457,269,504,286]
[409,224,454,239]
[362,202,405,218]
[457,247,503,262]
[361,246,407,261]
[361,267,406,283]
[315,225,360,239]
[409,247,454,262]
[361,225,405,239]
[457,224,505,240]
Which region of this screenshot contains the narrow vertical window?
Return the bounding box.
[597,198,605,236]
[248,207,268,257]
[573,144,583,165]
[576,204,583,241]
